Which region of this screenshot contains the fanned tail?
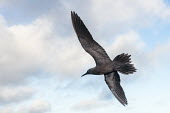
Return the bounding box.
[113,53,136,75]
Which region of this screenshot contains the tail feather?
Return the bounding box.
[113,53,136,75]
[113,53,131,64]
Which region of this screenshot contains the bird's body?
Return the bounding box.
[71,11,136,106]
[88,63,116,75]
[94,63,115,74]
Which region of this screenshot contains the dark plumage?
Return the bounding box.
[71,11,136,106]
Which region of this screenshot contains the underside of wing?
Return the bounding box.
[71,11,111,65]
[104,72,128,106]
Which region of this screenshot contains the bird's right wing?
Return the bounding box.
[104,72,128,106]
[71,11,111,65]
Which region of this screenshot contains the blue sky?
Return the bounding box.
[0,0,170,113]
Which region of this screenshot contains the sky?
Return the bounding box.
[0,0,170,113]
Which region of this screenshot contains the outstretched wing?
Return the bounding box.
[71,11,111,65]
[104,72,128,106]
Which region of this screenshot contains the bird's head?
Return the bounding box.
[81,69,93,77]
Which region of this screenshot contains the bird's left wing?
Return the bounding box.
[71,11,111,65]
[104,72,128,106]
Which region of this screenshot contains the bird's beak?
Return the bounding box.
[81,72,87,77]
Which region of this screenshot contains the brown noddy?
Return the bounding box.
[71,11,136,106]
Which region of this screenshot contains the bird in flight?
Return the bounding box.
[71,11,136,106]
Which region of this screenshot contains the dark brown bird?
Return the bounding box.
[71,11,136,106]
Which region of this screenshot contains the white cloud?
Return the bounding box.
[0,13,93,85]
[92,0,170,23]
[28,100,51,113]
[0,86,34,104]
[108,30,145,54]
[0,17,53,85]
[20,100,51,113]
[89,0,170,36]
[148,40,170,67]
[1,106,14,113]
[1,100,51,113]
